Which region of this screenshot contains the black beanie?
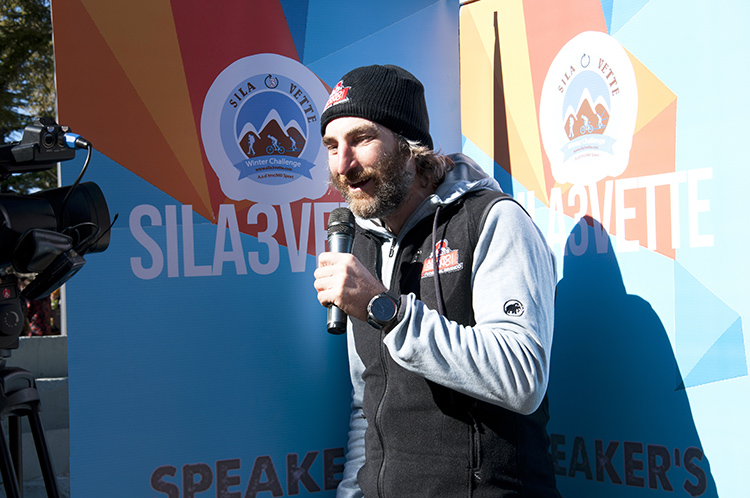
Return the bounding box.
[320,64,433,150]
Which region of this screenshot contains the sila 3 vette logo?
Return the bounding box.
[539,31,638,186]
[201,54,329,204]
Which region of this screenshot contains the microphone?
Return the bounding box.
[326,207,355,335]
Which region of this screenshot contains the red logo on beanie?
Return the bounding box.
[323,80,350,112]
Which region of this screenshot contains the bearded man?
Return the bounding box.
[313,64,560,498]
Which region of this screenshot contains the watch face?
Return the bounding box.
[371,295,397,322]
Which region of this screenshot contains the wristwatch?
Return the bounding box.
[367,292,400,330]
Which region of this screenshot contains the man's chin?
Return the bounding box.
[344,195,380,220]
[346,201,373,219]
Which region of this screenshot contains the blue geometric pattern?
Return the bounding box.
[675,262,747,388]
[607,0,651,34]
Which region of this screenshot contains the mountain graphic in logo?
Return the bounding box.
[239,109,307,159]
[563,76,611,140]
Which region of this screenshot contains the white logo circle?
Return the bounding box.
[201,54,330,204]
[539,31,638,185]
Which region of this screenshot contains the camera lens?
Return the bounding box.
[41,130,56,148]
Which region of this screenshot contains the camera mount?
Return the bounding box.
[0,117,78,175]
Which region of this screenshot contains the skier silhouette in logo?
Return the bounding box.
[288,133,298,152]
[595,111,608,130]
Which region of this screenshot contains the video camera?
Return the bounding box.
[0,117,111,349]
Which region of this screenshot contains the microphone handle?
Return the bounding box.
[326,232,354,335]
[327,305,347,335]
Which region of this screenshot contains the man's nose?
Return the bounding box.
[335,142,357,176]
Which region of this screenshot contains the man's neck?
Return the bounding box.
[382,181,437,236]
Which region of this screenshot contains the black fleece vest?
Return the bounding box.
[351,189,559,498]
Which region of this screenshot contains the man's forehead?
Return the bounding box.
[323,116,389,140]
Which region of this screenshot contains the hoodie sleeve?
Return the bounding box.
[382,198,557,414]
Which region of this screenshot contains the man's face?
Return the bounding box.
[323,117,414,220]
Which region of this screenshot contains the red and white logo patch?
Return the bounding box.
[421,240,463,278]
[323,80,350,112]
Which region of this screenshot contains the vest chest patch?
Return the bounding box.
[420,239,464,278]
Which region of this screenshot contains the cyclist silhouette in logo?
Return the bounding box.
[580,115,593,135]
[266,134,285,154]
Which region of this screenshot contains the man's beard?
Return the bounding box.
[330,147,415,220]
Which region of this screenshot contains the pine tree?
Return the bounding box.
[0,0,55,192]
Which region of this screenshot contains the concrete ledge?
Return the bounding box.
[0,424,69,481]
[34,377,69,432]
[0,473,70,498]
[5,336,68,379]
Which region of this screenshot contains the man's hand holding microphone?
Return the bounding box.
[314,207,387,334]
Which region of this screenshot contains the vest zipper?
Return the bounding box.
[469,410,481,483]
[375,327,389,498]
[374,239,404,497]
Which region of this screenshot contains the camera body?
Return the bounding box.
[0,117,110,347]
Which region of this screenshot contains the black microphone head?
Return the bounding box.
[327,207,355,239]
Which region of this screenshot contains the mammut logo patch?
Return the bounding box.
[504,300,524,316]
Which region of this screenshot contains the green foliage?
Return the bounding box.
[0,0,55,193]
